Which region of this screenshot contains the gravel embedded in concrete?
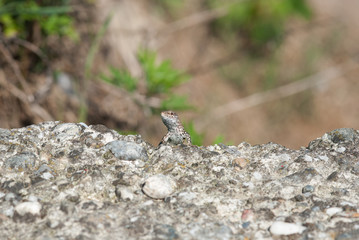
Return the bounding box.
[0,123,359,239]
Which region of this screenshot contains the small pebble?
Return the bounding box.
[105,140,148,161]
[294,195,304,202]
[319,155,329,161]
[28,195,38,202]
[5,192,15,200]
[328,128,356,143]
[41,172,54,180]
[5,153,36,170]
[242,222,250,229]
[142,174,175,199]
[116,187,134,201]
[336,147,346,153]
[327,171,339,181]
[302,185,315,193]
[232,158,248,169]
[304,155,313,162]
[15,201,42,216]
[53,123,81,141]
[4,206,14,217]
[326,207,342,216]
[285,168,318,183]
[270,221,306,235]
[252,172,262,181]
[241,209,254,222]
[154,224,179,240]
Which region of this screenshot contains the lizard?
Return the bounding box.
[158,111,192,146]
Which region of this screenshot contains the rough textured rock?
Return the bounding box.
[1,123,359,239]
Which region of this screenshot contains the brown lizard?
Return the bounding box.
[158,111,192,146]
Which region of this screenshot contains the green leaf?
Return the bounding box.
[0,0,77,39]
[183,121,204,146]
[100,66,138,92]
[211,0,312,53]
[213,135,234,145]
[160,95,193,111]
[138,49,189,95]
[0,14,19,37]
[85,12,113,78]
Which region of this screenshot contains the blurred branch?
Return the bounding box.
[12,37,49,64]
[195,62,358,131]
[85,12,113,79]
[99,80,161,108]
[0,36,53,121]
[114,5,229,35]
[0,35,53,103]
[149,5,229,50]
[157,6,228,36]
[0,70,53,121]
[187,51,240,76]
[0,40,34,102]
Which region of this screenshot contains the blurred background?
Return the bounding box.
[1,0,358,149]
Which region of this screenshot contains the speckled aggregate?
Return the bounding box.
[0,123,359,239]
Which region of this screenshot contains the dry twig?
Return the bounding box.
[196,62,358,131]
[0,40,35,102]
[12,37,49,64]
[0,70,53,121]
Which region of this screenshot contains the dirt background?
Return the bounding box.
[1,0,359,149]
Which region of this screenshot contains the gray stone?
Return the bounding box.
[4,152,37,170]
[302,185,315,193]
[328,128,357,143]
[105,140,148,161]
[53,123,82,141]
[284,167,319,183]
[0,128,11,140]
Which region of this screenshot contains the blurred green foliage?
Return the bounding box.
[139,49,192,111]
[101,49,192,112]
[101,67,138,92]
[160,95,193,111]
[183,123,233,146]
[209,0,311,54]
[151,0,184,17]
[183,121,204,146]
[138,49,189,96]
[213,135,233,145]
[0,0,77,39]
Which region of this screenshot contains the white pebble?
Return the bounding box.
[270,221,306,235]
[336,147,346,153]
[178,192,197,202]
[28,195,38,202]
[304,155,312,162]
[319,155,328,161]
[143,200,154,206]
[278,154,290,161]
[119,187,134,201]
[41,172,54,180]
[242,182,254,189]
[280,186,296,199]
[15,201,42,216]
[326,207,342,216]
[252,172,262,180]
[142,174,175,199]
[4,206,14,217]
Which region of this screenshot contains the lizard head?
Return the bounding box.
[161,111,181,131]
